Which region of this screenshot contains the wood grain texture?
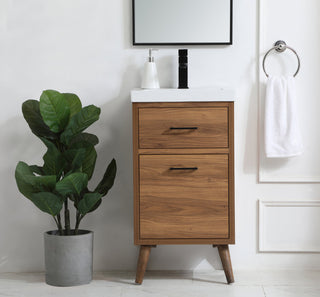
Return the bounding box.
[135,238,234,245]
[138,148,230,155]
[140,154,229,239]
[132,104,140,244]
[228,103,235,243]
[139,107,228,149]
[132,102,235,245]
[134,102,232,108]
[135,246,152,284]
[217,245,234,284]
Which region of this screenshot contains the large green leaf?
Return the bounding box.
[63,148,86,173]
[15,162,37,199]
[87,199,102,213]
[82,145,97,180]
[77,192,102,215]
[69,133,99,148]
[29,175,56,192]
[60,105,100,145]
[39,90,70,133]
[55,172,88,197]
[22,100,57,140]
[30,192,63,216]
[15,162,56,199]
[63,93,82,118]
[95,159,116,196]
[29,165,44,176]
[68,137,98,179]
[40,138,64,177]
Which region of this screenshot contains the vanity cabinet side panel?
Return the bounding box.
[228,102,235,244]
[133,103,140,245]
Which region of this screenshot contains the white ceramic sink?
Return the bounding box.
[131,87,235,102]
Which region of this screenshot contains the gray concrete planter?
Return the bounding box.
[44,230,93,287]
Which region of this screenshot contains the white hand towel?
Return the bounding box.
[264,76,303,158]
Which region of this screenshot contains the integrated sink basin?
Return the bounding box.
[131,87,235,102]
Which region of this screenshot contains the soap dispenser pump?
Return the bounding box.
[141,49,160,89]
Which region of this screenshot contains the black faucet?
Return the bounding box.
[178,49,188,89]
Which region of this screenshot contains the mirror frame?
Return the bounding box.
[132,0,233,46]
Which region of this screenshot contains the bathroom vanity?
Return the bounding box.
[131,88,235,284]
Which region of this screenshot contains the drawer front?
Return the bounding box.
[139,154,229,239]
[138,107,228,149]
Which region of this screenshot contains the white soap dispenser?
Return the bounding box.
[141,49,160,89]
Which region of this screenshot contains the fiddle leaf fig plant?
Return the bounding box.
[15,90,117,235]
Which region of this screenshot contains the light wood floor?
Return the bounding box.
[0,270,319,297]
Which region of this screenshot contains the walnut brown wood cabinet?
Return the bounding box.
[132,99,235,284]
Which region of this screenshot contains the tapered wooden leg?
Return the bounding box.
[135,245,152,284]
[217,245,234,284]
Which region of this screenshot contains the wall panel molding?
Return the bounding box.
[259,200,320,252]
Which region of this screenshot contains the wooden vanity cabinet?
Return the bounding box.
[132,102,235,284]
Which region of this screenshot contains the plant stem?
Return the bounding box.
[57,214,62,234]
[75,211,81,235]
[57,216,63,235]
[53,216,63,234]
[64,199,70,235]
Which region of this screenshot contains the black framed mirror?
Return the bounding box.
[133,0,233,46]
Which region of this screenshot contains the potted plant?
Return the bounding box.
[15,90,116,286]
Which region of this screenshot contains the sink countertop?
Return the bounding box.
[131,87,235,102]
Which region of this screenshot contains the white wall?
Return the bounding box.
[259,0,320,182]
[0,0,320,273]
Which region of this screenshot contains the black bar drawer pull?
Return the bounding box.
[170,167,198,171]
[170,127,198,130]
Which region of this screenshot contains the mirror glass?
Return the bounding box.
[133,0,232,45]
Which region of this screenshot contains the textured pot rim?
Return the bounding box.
[45,230,93,237]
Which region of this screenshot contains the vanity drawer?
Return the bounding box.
[138,107,229,149]
[139,154,229,239]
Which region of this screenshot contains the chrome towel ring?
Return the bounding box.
[262,40,301,77]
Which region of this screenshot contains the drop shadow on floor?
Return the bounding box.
[94,270,227,285]
[0,271,229,286]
